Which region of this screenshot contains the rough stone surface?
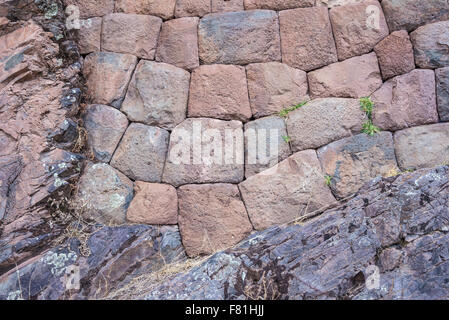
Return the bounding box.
[436,67,449,122]
[0,224,186,300]
[286,98,365,152]
[178,184,253,257]
[144,166,449,300]
[244,116,291,178]
[308,52,382,99]
[77,17,101,55]
[76,163,134,225]
[317,132,399,199]
[126,182,178,225]
[212,0,244,12]
[65,0,114,18]
[198,10,281,65]
[394,123,449,170]
[110,123,170,182]
[121,61,190,130]
[410,21,449,69]
[279,7,337,71]
[175,0,211,17]
[101,13,162,60]
[244,0,314,10]
[156,17,199,70]
[188,65,252,122]
[316,0,365,7]
[381,0,449,32]
[83,52,138,108]
[246,62,309,118]
[239,150,336,230]
[162,118,244,186]
[114,0,176,19]
[372,69,439,131]
[329,0,389,60]
[84,105,128,163]
[374,30,415,80]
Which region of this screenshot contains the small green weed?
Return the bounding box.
[282,135,291,143]
[324,175,333,187]
[359,97,379,136]
[279,101,308,117]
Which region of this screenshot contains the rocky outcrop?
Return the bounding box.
[145,166,449,300]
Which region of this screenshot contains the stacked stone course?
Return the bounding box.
[76,0,449,257]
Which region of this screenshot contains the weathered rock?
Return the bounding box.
[76,163,134,225]
[286,98,365,152]
[436,67,449,121]
[175,0,211,17]
[239,150,336,230]
[77,17,101,55]
[410,21,449,69]
[65,0,115,18]
[198,10,281,65]
[246,62,309,118]
[308,52,382,99]
[0,224,186,300]
[178,183,253,257]
[83,104,128,163]
[381,0,449,32]
[162,118,244,186]
[83,52,138,108]
[0,155,22,221]
[144,166,449,300]
[212,0,244,12]
[374,30,415,80]
[372,69,438,131]
[279,7,337,71]
[114,0,176,19]
[316,0,364,7]
[110,123,170,183]
[394,123,449,170]
[121,61,190,130]
[317,132,399,199]
[156,17,199,70]
[329,0,389,60]
[244,116,291,178]
[244,0,314,10]
[126,182,178,225]
[101,13,162,60]
[188,65,252,122]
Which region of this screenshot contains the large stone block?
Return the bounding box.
[308,52,382,99]
[84,104,128,163]
[110,123,170,182]
[126,182,178,225]
[175,0,211,17]
[114,0,176,19]
[316,0,365,7]
[121,61,190,130]
[374,30,415,80]
[244,116,291,178]
[372,69,439,131]
[436,67,449,121]
[239,150,336,230]
[279,7,337,71]
[212,0,244,12]
[65,0,114,18]
[78,17,101,55]
[76,163,134,225]
[178,183,253,257]
[162,118,244,186]
[286,98,365,152]
[156,17,199,70]
[188,65,252,122]
[329,0,389,60]
[317,132,399,198]
[246,62,309,118]
[244,0,314,10]
[394,123,449,170]
[198,10,281,65]
[101,13,162,60]
[83,52,138,108]
[381,0,449,32]
[410,21,449,69]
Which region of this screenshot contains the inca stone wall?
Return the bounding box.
[73,0,448,258]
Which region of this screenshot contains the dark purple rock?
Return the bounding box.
[436,67,449,121]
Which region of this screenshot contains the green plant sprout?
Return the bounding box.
[282,135,291,143]
[279,101,308,117]
[324,175,333,187]
[359,97,380,136]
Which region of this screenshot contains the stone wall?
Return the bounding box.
[74,0,449,258]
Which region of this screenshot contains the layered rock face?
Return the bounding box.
[1,0,449,301]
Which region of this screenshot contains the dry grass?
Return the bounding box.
[243,271,281,300]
